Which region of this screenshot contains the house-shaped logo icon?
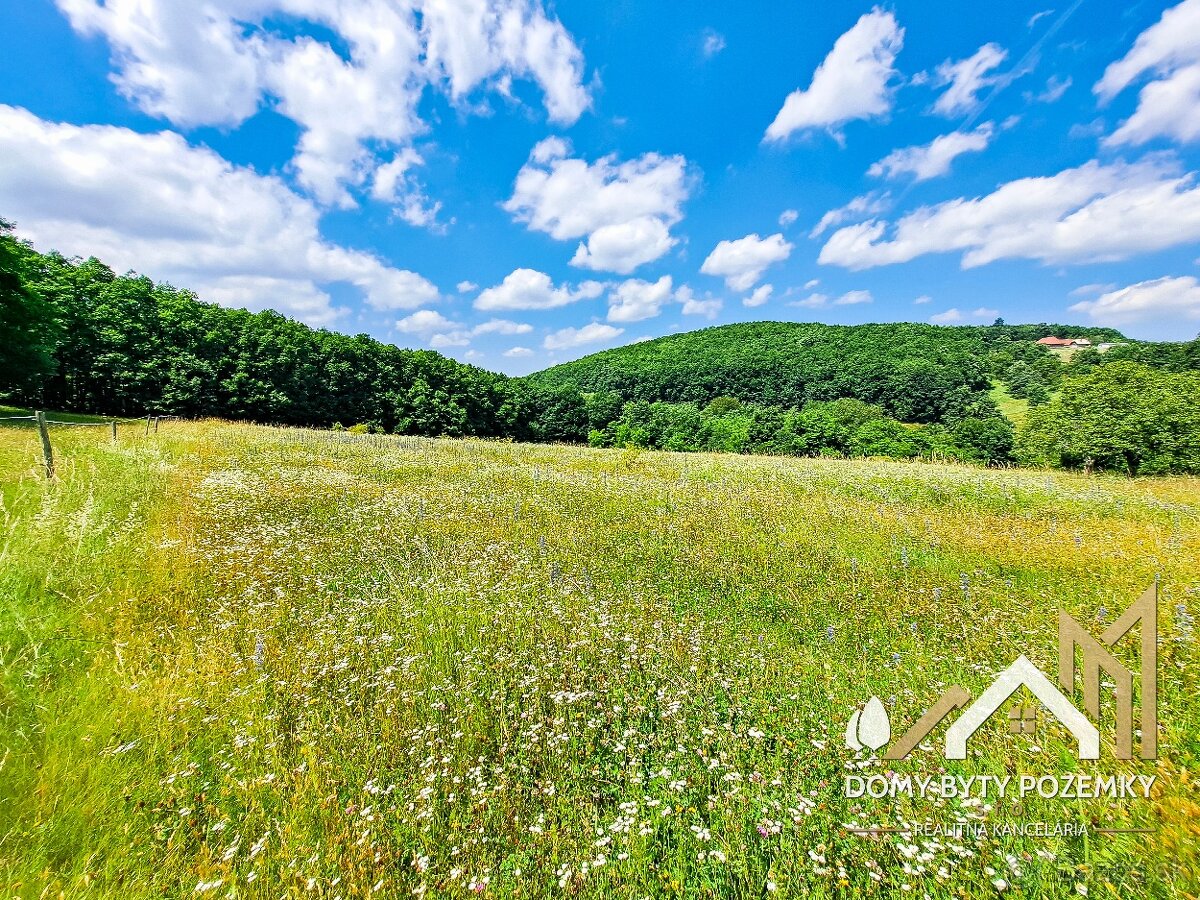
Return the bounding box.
[943,655,1099,759]
[846,582,1158,761]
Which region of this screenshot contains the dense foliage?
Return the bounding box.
[589,396,1014,464]
[1070,337,1200,374]
[3,219,1197,473]
[0,221,57,397]
[528,321,1123,422]
[1,222,524,435]
[1017,362,1200,475]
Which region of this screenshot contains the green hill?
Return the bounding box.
[526,321,1126,425]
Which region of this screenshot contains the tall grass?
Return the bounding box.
[1,422,1197,898]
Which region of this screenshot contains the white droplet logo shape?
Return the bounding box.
[857,696,891,751]
[845,709,863,751]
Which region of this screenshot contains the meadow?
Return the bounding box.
[1,420,1197,898]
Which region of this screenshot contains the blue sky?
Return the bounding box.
[1,1,1199,373]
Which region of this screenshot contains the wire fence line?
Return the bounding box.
[12,410,464,480]
[5,410,184,479]
[1,413,168,426]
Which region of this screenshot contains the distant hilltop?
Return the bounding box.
[526,321,1129,423]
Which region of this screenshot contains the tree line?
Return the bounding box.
[0,219,565,439]
[2,218,1197,474]
[589,396,1015,465]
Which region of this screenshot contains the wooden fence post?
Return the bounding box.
[111,420,118,442]
[36,410,54,479]
[144,415,151,436]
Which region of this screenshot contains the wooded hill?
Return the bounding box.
[526,320,1126,424]
[4,217,1198,473]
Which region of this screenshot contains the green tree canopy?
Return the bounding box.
[0,220,57,398]
[1017,362,1200,475]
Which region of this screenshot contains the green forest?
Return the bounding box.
[3,219,1199,474]
[527,319,1124,419]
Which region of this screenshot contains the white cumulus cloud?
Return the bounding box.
[607,275,674,323]
[543,322,623,351]
[1095,0,1200,100]
[1096,0,1200,146]
[1069,275,1200,338]
[397,309,458,334]
[810,191,891,237]
[743,284,774,308]
[371,148,443,230]
[675,285,723,318]
[932,42,1008,117]
[55,0,591,207]
[929,308,963,324]
[0,105,437,326]
[504,137,692,274]
[818,156,1200,270]
[474,268,604,311]
[571,217,678,275]
[472,318,533,335]
[868,124,993,182]
[835,289,873,306]
[398,311,532,349]
[1036,74,1072,103]
[700,232,793,292]
[764,8,904,142]
[790,292,829,309]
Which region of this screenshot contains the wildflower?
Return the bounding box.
[1176,603,1194,641]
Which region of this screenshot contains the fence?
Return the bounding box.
[0,411,181,479]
